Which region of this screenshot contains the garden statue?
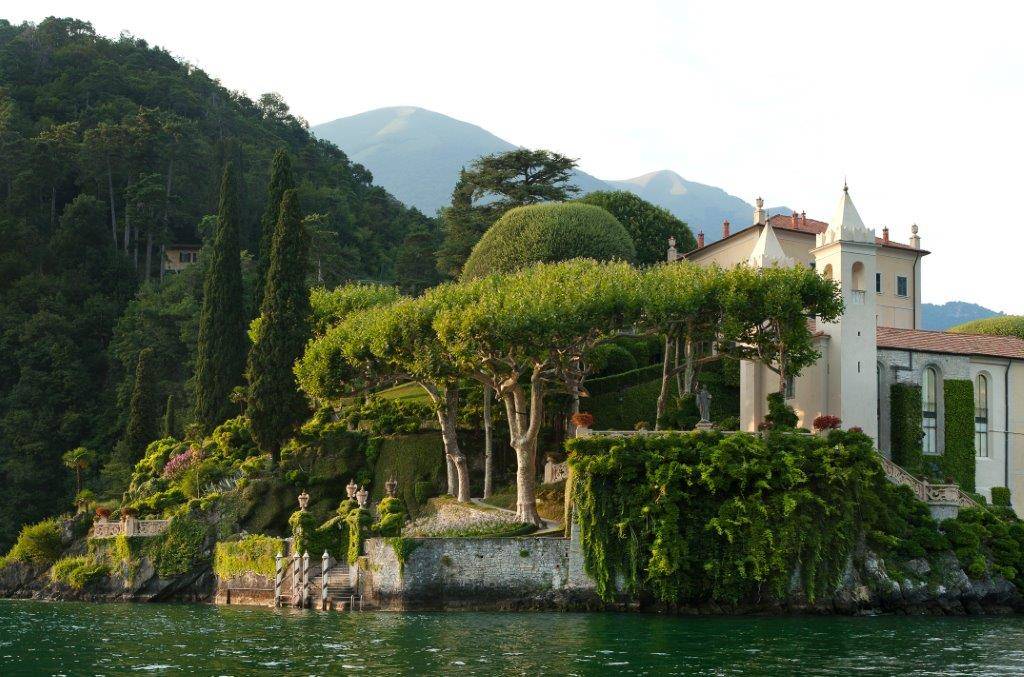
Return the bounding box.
[297,490,310,511]
[346,479,358,499]
[385,476,398,498]
[356,485,369,508]
[696,385,712,426]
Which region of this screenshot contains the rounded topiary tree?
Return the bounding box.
[576,191,695,266]
[461,203,636,279]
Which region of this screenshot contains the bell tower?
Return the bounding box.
[811,184,879,441]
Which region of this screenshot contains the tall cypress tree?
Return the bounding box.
[194,162,247,433]
[121,348,159,462]
[247,189,311,464]
[162,393,176,438]
[255,149,295,309]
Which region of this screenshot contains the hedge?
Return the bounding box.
[461,203,636,279]
[942,379,976,492]
[992,487,1012,507]
[566,429,945,604]
[213,534,284,579]
[585,364,663,397]
[371,432,447,513]
[890,383,924,472]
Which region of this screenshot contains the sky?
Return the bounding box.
[6,1,1023,312]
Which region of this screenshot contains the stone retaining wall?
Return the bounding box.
[362,525,600,610]
[214,572,276,607]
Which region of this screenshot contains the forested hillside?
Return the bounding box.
[0,17,436,550]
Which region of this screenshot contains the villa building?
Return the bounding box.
[161,243,201,276]
[671,187,1024,511]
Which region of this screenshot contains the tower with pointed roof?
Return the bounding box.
[812,185,879,440]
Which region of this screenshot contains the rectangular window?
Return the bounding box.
[875,272,882,293]
[896,275,908,297]
[784,375,795,400]
[178,251,188,263]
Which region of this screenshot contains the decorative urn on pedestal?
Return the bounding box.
[385,476,398,498]
[356,485,369,509]
[346,479,358,500]
[297,490,310,512]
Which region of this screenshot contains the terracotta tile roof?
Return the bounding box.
[876,326,1024,360]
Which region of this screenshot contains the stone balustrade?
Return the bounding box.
[89,516,170,539]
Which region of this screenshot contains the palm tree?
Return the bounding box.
[62,446,95,495]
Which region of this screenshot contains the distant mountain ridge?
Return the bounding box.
[921,302,1004,331]
[313,106,763,241]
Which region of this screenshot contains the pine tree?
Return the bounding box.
[121,348,159,462]
[162,393,176,438]
[194,162,248,433]
[247,189,311,464]
[254,149,295,309]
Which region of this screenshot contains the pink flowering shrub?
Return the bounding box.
[163,446,201,478]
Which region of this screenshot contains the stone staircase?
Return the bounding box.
[876,453,979,519]
[322,564,363,611]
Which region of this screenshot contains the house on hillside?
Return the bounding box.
[161,243,201,276]
[671,187,1024,511]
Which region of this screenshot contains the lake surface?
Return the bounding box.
[2,600,1024,675]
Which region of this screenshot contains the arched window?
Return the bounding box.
[922,367,938,455]
[851,261,865,291]
[822,263,833,281]
[975,374,989,458]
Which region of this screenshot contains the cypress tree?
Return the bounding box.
[194,162,248,433]
[255,149,295,309]
[162,393,176,438]
[247,189,311,464]
[121,348,159,462]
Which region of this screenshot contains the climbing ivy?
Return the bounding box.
[345,508,372,564]
[890,383,924,472]
[289,510,343,559]
[942,379,976,492]
[568,430,909,605]
[213,534,284,579]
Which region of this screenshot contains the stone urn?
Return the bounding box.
[346,479,358,500]
[297,490,310,511]
[385,476,398,498]
[356,486,369,509]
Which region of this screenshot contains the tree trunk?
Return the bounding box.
[424,382,470,502]
[483,385,493,500]
[145,229,153,280]
[655,335,675,429]
[683,336,695,395]
[106,163,118,246]
[674,336,684,397]
[50,185,56,229]
[500,378,543,526]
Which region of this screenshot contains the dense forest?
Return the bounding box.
[0,17,440,550]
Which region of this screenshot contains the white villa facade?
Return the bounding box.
[672,188,1024,512]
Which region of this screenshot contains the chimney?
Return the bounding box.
[882,226,890,244]
[722,220,730,239]
[791,212,798,228]
[801,210,807,228]
[909,224,920,249]
[697,231,705,248]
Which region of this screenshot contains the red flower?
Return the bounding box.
[572,412,595,428]
[813,414,842,431]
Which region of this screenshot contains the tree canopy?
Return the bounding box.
[461,203,636,280]
[577,191,696,266]
[950,316,1024,340]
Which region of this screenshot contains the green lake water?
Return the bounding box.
[2,600,1024,675]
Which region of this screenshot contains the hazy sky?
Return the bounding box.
[7,1,1023,312]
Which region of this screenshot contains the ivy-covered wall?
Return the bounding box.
[213,534,284,579]
[942,379,976,492]
[890,383,924,472]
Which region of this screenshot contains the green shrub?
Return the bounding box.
[587,343,638,378]
[154,514,209,578]
[890,383,924,472]
[338,396,431,437]
[575,190,695,266]
[373,497,407,537]
[764,392,798,429]
[290,510,343,559]
[585,364,663,398]
[346,508,373,564]
[213,534,284,579]
[658,393,699,430]
[992,487,1012,507]
[50,555,109,590]
[3,518,64,567]
[568,429,924,604]
[371,433,446,512]
[462,202,636,279]
[414,481,436,506]
[942,379,975,492]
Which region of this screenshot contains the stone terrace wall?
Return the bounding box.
[362,526,599,610]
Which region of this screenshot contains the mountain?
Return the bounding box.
[313,107,757,234]
[921,302,1004,331]
[313,106,609,216]
[607,170,766,241]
